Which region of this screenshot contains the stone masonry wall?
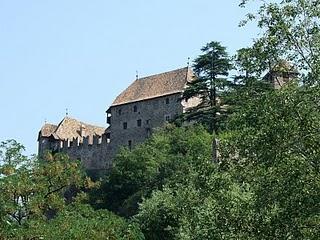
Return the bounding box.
[39,135,111,170]
[107,93,184,160]
[38,94,200,171]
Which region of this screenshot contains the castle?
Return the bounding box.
[38,63,297,171]
[38,67,199,170]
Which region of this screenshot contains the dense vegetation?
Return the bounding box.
[1,0,320,239]
[0,140,143,239]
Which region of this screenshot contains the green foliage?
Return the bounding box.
[239,0,320,83]
[220,84,320,239]
[136,167,254,240]
[0,139,27,167]
[0,149,84,227]
[9,204,144,240]
[225,84,320,167]
[183,41,232,132]
[0,142,144,239]
[91,125,212,217]
[135,85,320,239]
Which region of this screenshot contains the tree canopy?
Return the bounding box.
[0,141,144,239]
[183,41,232,133]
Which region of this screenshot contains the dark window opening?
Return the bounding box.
[118,109,122,115]
[123,122,127,129]
[133,105,138,112]
[165,115,170,121]
[146,119,151,125]
[137,119,142,127]
[128,140,132,150]
[166,98,170,104]
[106,132,111,143]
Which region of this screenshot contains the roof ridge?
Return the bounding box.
[56,116,104,129]
[136,67,188,81]
[111,67,193,107]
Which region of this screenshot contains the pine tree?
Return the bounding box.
[183,41,232,162]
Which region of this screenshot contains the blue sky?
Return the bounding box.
[0,0,259,155]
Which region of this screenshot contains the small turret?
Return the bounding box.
[264,60,299,89]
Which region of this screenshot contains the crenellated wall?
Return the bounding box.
[40,134,112,170]
[38,93,201,172]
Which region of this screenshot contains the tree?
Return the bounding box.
[0,140,144,239]
[90,125,212,218]
[136,86,320,240]
[219,84,320,239]
[0,141,87,233]
[183,41,232,163]
[183,41,232,132]
[12,204,144,240]
[239,0,320,84]
[136,166,254,240]
[0,151,86,227]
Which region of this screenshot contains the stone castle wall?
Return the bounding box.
[107,93,184,160]
[38,92,201,170]
[39,135,111,170]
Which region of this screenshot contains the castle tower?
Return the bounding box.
[264,60,299,89]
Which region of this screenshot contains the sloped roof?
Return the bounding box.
[111,67,194,106]
[39,124,57,137]
[271,60,298,73]
[39,117,105,142]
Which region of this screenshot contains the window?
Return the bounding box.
[106,132,111,143]
[137,119,142,127]
[165,115,170,121]
[146,119,151,125]
[166,98,170,104]
[123,122,127,129]
[118,109,122,115]
[133,105,138,112]
[128,140,132,150]
[107,115,111,124]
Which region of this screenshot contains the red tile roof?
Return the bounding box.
[111,67,194,106]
